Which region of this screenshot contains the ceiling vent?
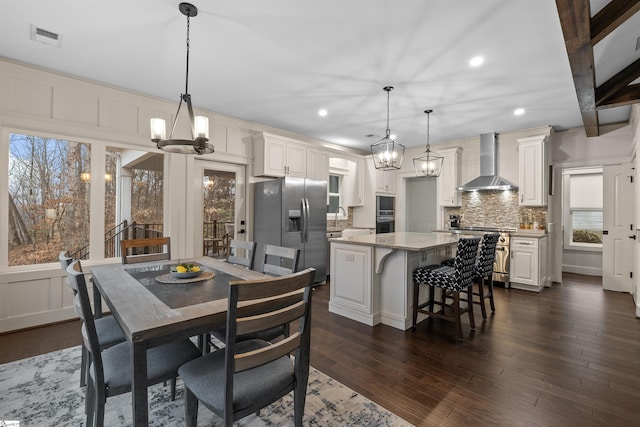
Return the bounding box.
[30,24,62,47]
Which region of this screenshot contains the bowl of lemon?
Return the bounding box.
[170,263,203,279]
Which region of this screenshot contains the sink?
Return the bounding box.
[342,228,373,237]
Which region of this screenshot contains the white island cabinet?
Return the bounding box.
[329,232,459,330]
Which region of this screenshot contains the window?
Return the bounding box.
[5,133,167,267]
[8,133,91,266]
[327,174,341,214]
[562,167,603,250]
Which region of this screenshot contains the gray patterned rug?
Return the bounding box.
[0,346,412,426]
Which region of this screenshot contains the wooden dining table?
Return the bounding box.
[90,257,268,426]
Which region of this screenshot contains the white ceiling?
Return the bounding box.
[0,0,636,152]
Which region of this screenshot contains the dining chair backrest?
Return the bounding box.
[66,260,105,386]
[59,250,75,292]
[120,237,171,264]
[224,267,316,421]
[59,250,73,271]
[227,239,257,269]
[262,244,300,276]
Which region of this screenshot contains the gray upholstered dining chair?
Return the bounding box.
[208,243,298,349]
[261,244,300,276]
[59,251,125,388]
[120,237,171,264]
[226,239,257,269]
[66,260,200,427]
[178,268,316,427]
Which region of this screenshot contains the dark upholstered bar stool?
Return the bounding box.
[412,236,481,342]
[441,233,500,319]
[472,233,500,319]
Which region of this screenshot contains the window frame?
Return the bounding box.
[326,172,347,220]
[562,166,603,252]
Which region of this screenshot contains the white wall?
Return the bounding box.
[551,124,635,276]
[0,59,357,332]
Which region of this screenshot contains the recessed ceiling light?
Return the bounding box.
[318,109,328,117]
[469,56,484,67]
[514,108,525,116]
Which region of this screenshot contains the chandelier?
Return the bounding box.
[150,3,214,155]
[371,86,404,170]
[413,109,443,177]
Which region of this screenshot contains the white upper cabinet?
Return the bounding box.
[330,156,364,207]
[253,133,307,178]
[518,135,547,206]
[306,148,329,181]
[375,168,397,194]
[438,147,462,206]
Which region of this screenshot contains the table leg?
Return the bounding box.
[131,341,148,426]
[93,285,103,318]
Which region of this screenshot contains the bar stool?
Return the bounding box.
[441,233,500,319]
[473,233,500,319]
[412,236,481,342]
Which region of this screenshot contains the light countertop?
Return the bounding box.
[330,232,460,252]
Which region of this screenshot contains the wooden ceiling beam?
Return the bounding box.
[591,0,640,45]
[596,57,640,106]
[596,83,640,109]
[556,0,599,136]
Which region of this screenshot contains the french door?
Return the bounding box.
[191,160,246,257]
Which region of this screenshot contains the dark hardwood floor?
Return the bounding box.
[2,273,639,426]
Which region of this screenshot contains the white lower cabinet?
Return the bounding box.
[329,243,374,325]
[510,236,548,292]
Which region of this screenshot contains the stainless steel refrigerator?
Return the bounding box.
[254,177,327,283]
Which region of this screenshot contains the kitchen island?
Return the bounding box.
[329,232,460,330]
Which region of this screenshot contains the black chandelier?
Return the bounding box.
[413,109,443,177]
[150,2,214,155]
[370,86,405,170]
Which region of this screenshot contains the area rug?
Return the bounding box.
[0,346,412,426]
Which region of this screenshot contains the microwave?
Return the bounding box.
[376,196,395,217]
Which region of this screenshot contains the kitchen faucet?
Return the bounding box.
[334,206,346,228]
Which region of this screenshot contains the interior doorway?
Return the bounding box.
[193,160,246,257]
[405,177,438,232]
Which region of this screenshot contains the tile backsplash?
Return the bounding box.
[444,191,547,230]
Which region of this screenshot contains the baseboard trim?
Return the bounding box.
[562,265,602,276]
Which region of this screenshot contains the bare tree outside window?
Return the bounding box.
[8,134,90,266]
[203,171,235,237]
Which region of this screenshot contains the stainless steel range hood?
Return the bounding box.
[457,133,518,191]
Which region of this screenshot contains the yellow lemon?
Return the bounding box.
[176,265,187,273]
[191,266,201,272]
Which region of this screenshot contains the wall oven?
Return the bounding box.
[376,196,395,234]
[376,217,395,234]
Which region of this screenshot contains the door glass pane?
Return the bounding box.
[203,169,236,257]
[8,133,90,266]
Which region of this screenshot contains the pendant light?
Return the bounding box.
[413,109,443,177]
[371,86,405,170]
[150,2,214,155]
